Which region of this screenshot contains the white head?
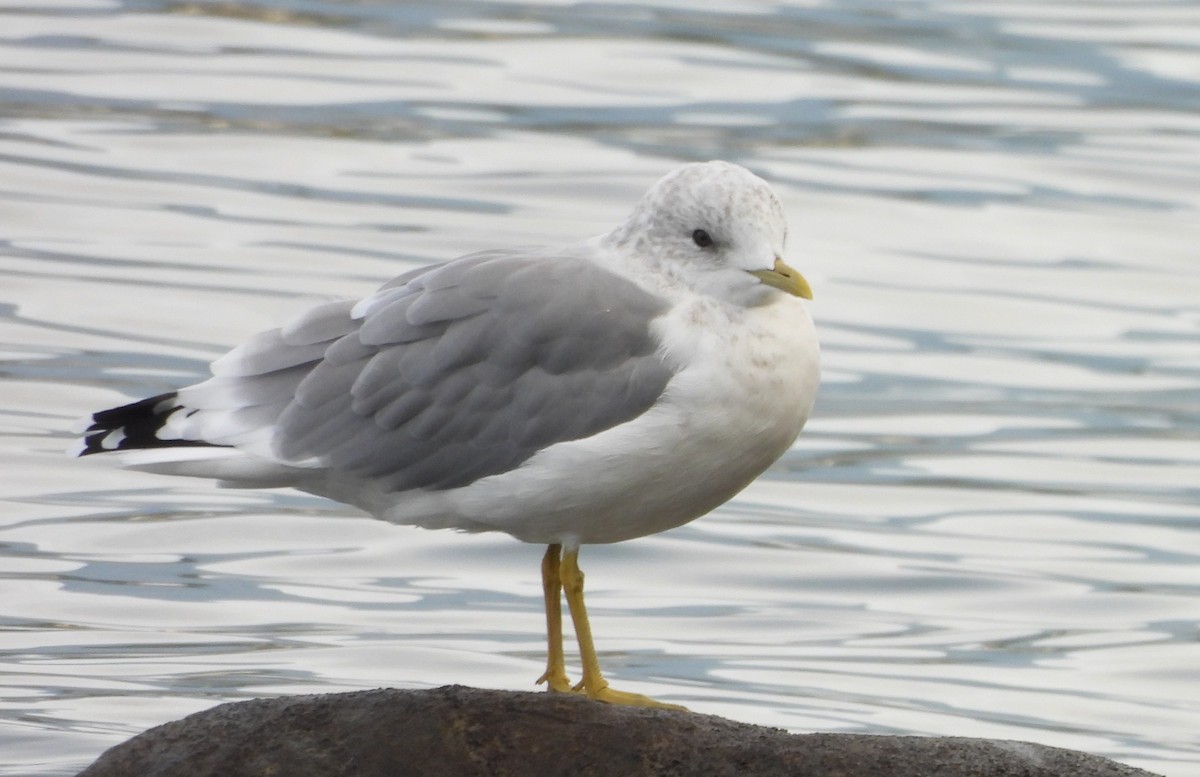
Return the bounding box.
[606,161,812,306]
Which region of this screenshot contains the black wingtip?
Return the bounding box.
[77,392,223,456]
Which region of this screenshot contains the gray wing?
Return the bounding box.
[259,249,673,493]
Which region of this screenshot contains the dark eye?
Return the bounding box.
[692,229,714,248]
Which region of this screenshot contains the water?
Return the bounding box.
[2,1,1198,774]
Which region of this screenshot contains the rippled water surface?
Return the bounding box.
[2,1,1199,775]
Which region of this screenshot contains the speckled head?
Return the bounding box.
[606,161,800,305]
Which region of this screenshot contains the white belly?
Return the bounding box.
[381,295,820,545]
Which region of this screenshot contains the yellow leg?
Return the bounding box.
[536,544,573,692]
[559,546,686,710]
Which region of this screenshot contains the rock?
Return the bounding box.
[76,685,1162,777]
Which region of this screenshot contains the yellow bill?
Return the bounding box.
[751,258,813,300]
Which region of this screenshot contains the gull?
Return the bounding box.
[77,160,820,709]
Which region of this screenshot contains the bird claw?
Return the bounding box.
[571,677,687,710]
[536,669,574,694]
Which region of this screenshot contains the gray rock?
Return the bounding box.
[76,685,1162,777]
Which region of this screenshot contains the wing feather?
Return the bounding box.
[124,249,675,495]
[280,299,358,346]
